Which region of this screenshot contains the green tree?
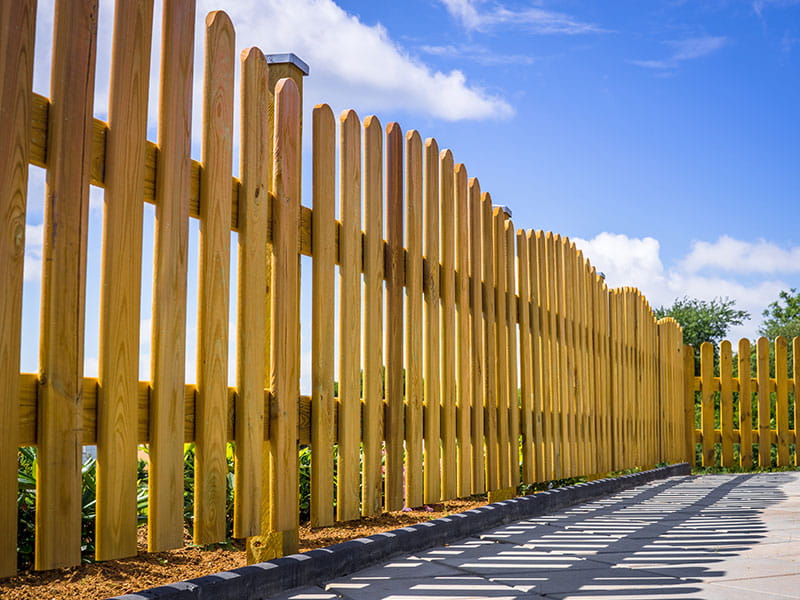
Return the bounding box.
[759,288,800,340]
[654,296,750,351]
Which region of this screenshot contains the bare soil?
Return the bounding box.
[1,497,487,600]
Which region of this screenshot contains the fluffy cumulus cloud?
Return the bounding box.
[572,232,791,340]
[197,0,513,121]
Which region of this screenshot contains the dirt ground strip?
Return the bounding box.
[1,497,487,600]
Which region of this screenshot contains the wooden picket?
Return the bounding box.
[4,2,701,575]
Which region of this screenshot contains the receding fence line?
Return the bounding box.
[1,2,689,577]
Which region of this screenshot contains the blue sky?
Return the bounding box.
[20,0,800,386]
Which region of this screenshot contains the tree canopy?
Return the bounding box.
[654,296,750,349]
[759,288,800,340]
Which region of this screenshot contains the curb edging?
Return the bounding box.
[112,463,691,600]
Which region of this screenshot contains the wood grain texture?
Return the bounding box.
[404,131,424,508]
[194,11,234,545]
[0,0,35,577]
[528,232,545,481]
[438,150,456,500]
[756,337,770,467]
[269,78,301,553]
[35,0,98,571]
[482,195,498,490]
[454,164,471,496]
[384,122,405,511]
[149,0,195,552]
[738,338,752,468]
[423,138,441,503]
[776,337,789,466]
[517,230,534,484]
[362,115,384,516]
[310,104,335,526]
[699,342,714,467]
[505,222,519,487]
[719,341,734,467]
[234,46,269,538]
[468,179,485,493]
[493,208,509,488]
[96,0,154,562]
[337,109,362,521]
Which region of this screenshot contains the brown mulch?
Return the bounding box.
[0,497,487,600]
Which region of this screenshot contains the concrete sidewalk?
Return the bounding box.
[272,473,800,599]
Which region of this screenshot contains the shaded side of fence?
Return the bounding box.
[690,337,800,469]
[0,1,689,576]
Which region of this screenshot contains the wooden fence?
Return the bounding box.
[690,337,800,469]
[0,1,689,575]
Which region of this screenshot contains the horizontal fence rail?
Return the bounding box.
[689,337,800,469]
[1,1,689,575]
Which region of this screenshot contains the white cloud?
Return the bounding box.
[630,36,727,70]
[573,232,792,340]
[198,0,512,121]
[439,0,605,34]
[681,236,800,274]
[420,44,539,66]
[23,224,44,283]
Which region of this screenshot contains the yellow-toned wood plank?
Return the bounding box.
[0,0,35,576]
[439,150,457,500]
[362,115,384,515]
[794,338,800,467]
[699,342,715,467]
[776,336,790,467]
[405,130,424,508]
[455,164,472,496]
[309,106,336,526]
[469,179,485,493]
[337,109,362,521]
[538,231,556,479]
[149,0,195,553]
[505,221,520,487]
[494,208,510,489]
[384,122,405,511]
[35,0,98,571]
[718,341,734,467]
[482,194,498,491]
[517,230,534,484]
[736,339,752,468]
[423,138,441,503]
[529,233,545,481]
[553,236,570,476]
[268,78,301,554]
[560,240,577,476]
[193,11,234,546]
[756,337,771,467]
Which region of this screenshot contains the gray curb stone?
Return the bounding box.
[110,463,691,600]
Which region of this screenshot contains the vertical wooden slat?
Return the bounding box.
[455,164,472,496]
[194,11,234,545]
[506,222,520,487]
[337,109,362,521]
[517,230,534,484]
[539,232,557,479]
[362,115,384,516]
[561,241,577,476]
[719,340,734,468]
[423,138,441,504]
[36,0,98,571]
[699,342,715,467]
[234,46,269,540]
[553,236,569,476]
[776,336,790,467]
[494,208,509,489]
[439,150,456,500]
[738,339,753,468]
[529,233,544,481]
[384,122,405,511]
[269,77,301,554]
[482,195,498,490]
[469,179,485,493]
[97,0,154,561]
[311,104,335,526]
[0,0,36,576]
[684,344,697,466]
[795,337,800,467]
[405,130,424,508]
[757,337,771,467]
[149,0,194,552]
